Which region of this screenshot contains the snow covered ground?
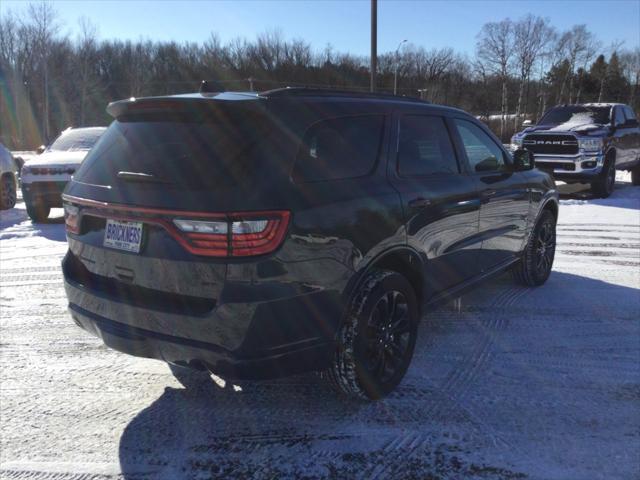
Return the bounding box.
[1,176,639,480]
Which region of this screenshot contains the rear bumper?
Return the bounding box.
[62,251,340,379]
[68,303,333,379]
[21,180,68,206]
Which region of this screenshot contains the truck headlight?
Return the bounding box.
[511,135,523,148]
[20,166,30,176]
[579,138,603,151]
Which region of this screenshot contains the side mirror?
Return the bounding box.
[512,149,534,171]
[36,145,46,154]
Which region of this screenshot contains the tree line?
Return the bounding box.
[1,2,638,149]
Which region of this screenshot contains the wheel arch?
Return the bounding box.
[344,247,425,312]
[541,197,559,223]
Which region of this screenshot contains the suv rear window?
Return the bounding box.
[292,115,384,183]
[73,111,275,190]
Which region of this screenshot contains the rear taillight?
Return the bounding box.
[61,195,291,258]
[64,204,80,234]
[171,211,291,257]
[230,213,290,257]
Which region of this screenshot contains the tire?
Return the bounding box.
[324,270,419,400]
[26,201,50,222]
[0,174,16,210]
[591,155,616,198]
[632,164,640,186]
[512,210,556,287]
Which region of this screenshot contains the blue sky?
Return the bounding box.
[3,0,639,56]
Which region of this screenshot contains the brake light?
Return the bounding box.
[172,211,290,257]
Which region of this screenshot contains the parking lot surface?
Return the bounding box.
[1,178,639,479]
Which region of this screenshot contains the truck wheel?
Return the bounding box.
[324,270,419,400]
[0,174,16,210]
[591,156,616,198]
[26,201,50,222]
[512,210,556,287]
[632,164,640,186]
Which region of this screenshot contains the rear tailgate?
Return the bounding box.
[62,96,293,310]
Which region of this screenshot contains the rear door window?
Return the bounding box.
[397,115,459,176]
[292,115,384,183]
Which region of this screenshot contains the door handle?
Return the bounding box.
[408,197,431,208]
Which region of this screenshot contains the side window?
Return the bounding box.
[623,106,638,124]
[613,107,626,126]
[453,119,506,173]
[292,115,384,183]
[397,115,459,176]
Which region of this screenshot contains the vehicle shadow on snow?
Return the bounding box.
[117,270,639,479]
[558,179,639,210]
[0,203,66,241]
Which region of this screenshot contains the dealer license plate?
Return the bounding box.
[103,219,143,253]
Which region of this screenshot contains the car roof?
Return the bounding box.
[127,88,468,117]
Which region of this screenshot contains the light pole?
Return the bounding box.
[394,39,407,96]
[370,0,377,92]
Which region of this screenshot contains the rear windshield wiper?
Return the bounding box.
[117,171,174,184]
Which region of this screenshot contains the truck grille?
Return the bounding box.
[523,134,579,155]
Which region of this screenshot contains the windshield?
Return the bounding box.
[539,106,611,126]
[48,128,106,152]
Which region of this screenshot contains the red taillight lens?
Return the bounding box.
[230,212,290,257]
[171,211,290,257]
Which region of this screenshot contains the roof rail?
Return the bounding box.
[258,87,429,103]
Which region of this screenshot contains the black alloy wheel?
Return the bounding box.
[535,219,555,278]
[362,290,412,384]
[325,270,419,400]
[512,209,556,287]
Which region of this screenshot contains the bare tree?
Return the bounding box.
[619,48,640,106]
[597,40,625,102]
[76,17,99,124]
[477,19,515,139]
[26,1,59,141]
[574,34,601,103]
[513,15,554,128]
[556,25,597,104]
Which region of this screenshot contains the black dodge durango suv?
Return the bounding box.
[62,87,559,399]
